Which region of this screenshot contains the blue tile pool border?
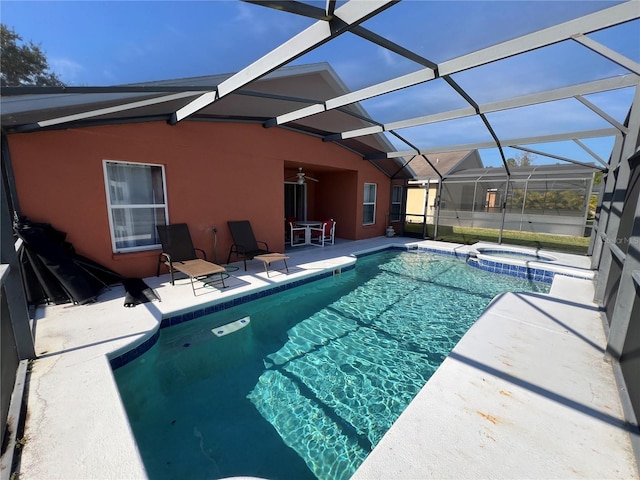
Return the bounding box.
[467,257,555,283]
[158,264,355,329]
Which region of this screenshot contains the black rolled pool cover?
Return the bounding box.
[123,278,160,307]
[14,219,121,305]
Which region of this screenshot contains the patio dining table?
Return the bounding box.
[295,220,323,245]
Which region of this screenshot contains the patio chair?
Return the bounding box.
[226,220,272,270]
[156,223,227,294]
[309,219,336,247]
[285,216,297,243]
[289,221,307,246]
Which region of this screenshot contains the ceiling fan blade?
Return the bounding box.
[285,169,319,183]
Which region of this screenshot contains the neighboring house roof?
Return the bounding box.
[406,150,596,182]
[0,63,412,179]
[407,150,480,180]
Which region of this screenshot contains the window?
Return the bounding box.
[390,185,402,222]
[103,161,168,253]
[363,183,377,225]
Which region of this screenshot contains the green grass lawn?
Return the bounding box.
[403,223,590,255]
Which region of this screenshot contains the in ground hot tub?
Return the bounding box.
[465,246,559,283]
[475,247,557,263]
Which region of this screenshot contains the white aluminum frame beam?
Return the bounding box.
[572,33,640,76]
[326,74,639,141]
[573,138,608,167]
[25,92,200,130]
[267,1,639,127]
[12,88,323,132]
[439,1,639,75]
[171,0,397,124]
[575,95,629,133]
[246,1,436,68]
[510,145,607,170]
[266,68,436,127]
[365,128,620,159]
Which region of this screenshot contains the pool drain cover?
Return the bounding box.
[212,316,250,337]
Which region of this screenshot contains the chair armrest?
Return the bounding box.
[160,252,173,264]
[257,240,269,251]
[230,243,249,255]
[195,247,207,260]
[309,223,326,234]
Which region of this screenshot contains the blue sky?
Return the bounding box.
[2,0,638,167]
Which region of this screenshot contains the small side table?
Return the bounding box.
[254,253,290,277]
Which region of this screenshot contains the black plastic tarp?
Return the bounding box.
[15,219,121,305]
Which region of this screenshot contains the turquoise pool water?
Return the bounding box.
[114,250,550,480]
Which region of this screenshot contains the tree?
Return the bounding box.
[1,24,64,87]
[593,170,603,185]
[506,151,536,167]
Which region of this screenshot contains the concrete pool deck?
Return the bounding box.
[12,237,639,479]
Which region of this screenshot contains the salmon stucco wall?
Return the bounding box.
[8,120,391,278]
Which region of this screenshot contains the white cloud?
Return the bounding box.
[378,48,397,67]
[100,69,120,85]
[232,2,304,37]
[233,2,264,33]
[49,57,84,85]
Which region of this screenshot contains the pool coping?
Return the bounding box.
[352,274,639,479]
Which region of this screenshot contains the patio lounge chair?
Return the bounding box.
[156,223,227,294]
[226,220,272,270]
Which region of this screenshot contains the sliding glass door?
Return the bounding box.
[284,182,306,221]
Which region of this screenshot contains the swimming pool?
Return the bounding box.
[113,250,550,480]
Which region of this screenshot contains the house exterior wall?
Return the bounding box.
[8,120,390,278]
[314,170,360,239]
[406,185,438,221]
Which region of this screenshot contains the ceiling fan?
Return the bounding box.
[286,167,319,185]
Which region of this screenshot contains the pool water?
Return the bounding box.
[113,250,550,480]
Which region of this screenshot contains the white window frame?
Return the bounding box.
[363,183,377,225]
[390,185,402,222]
[103,160,169,253]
